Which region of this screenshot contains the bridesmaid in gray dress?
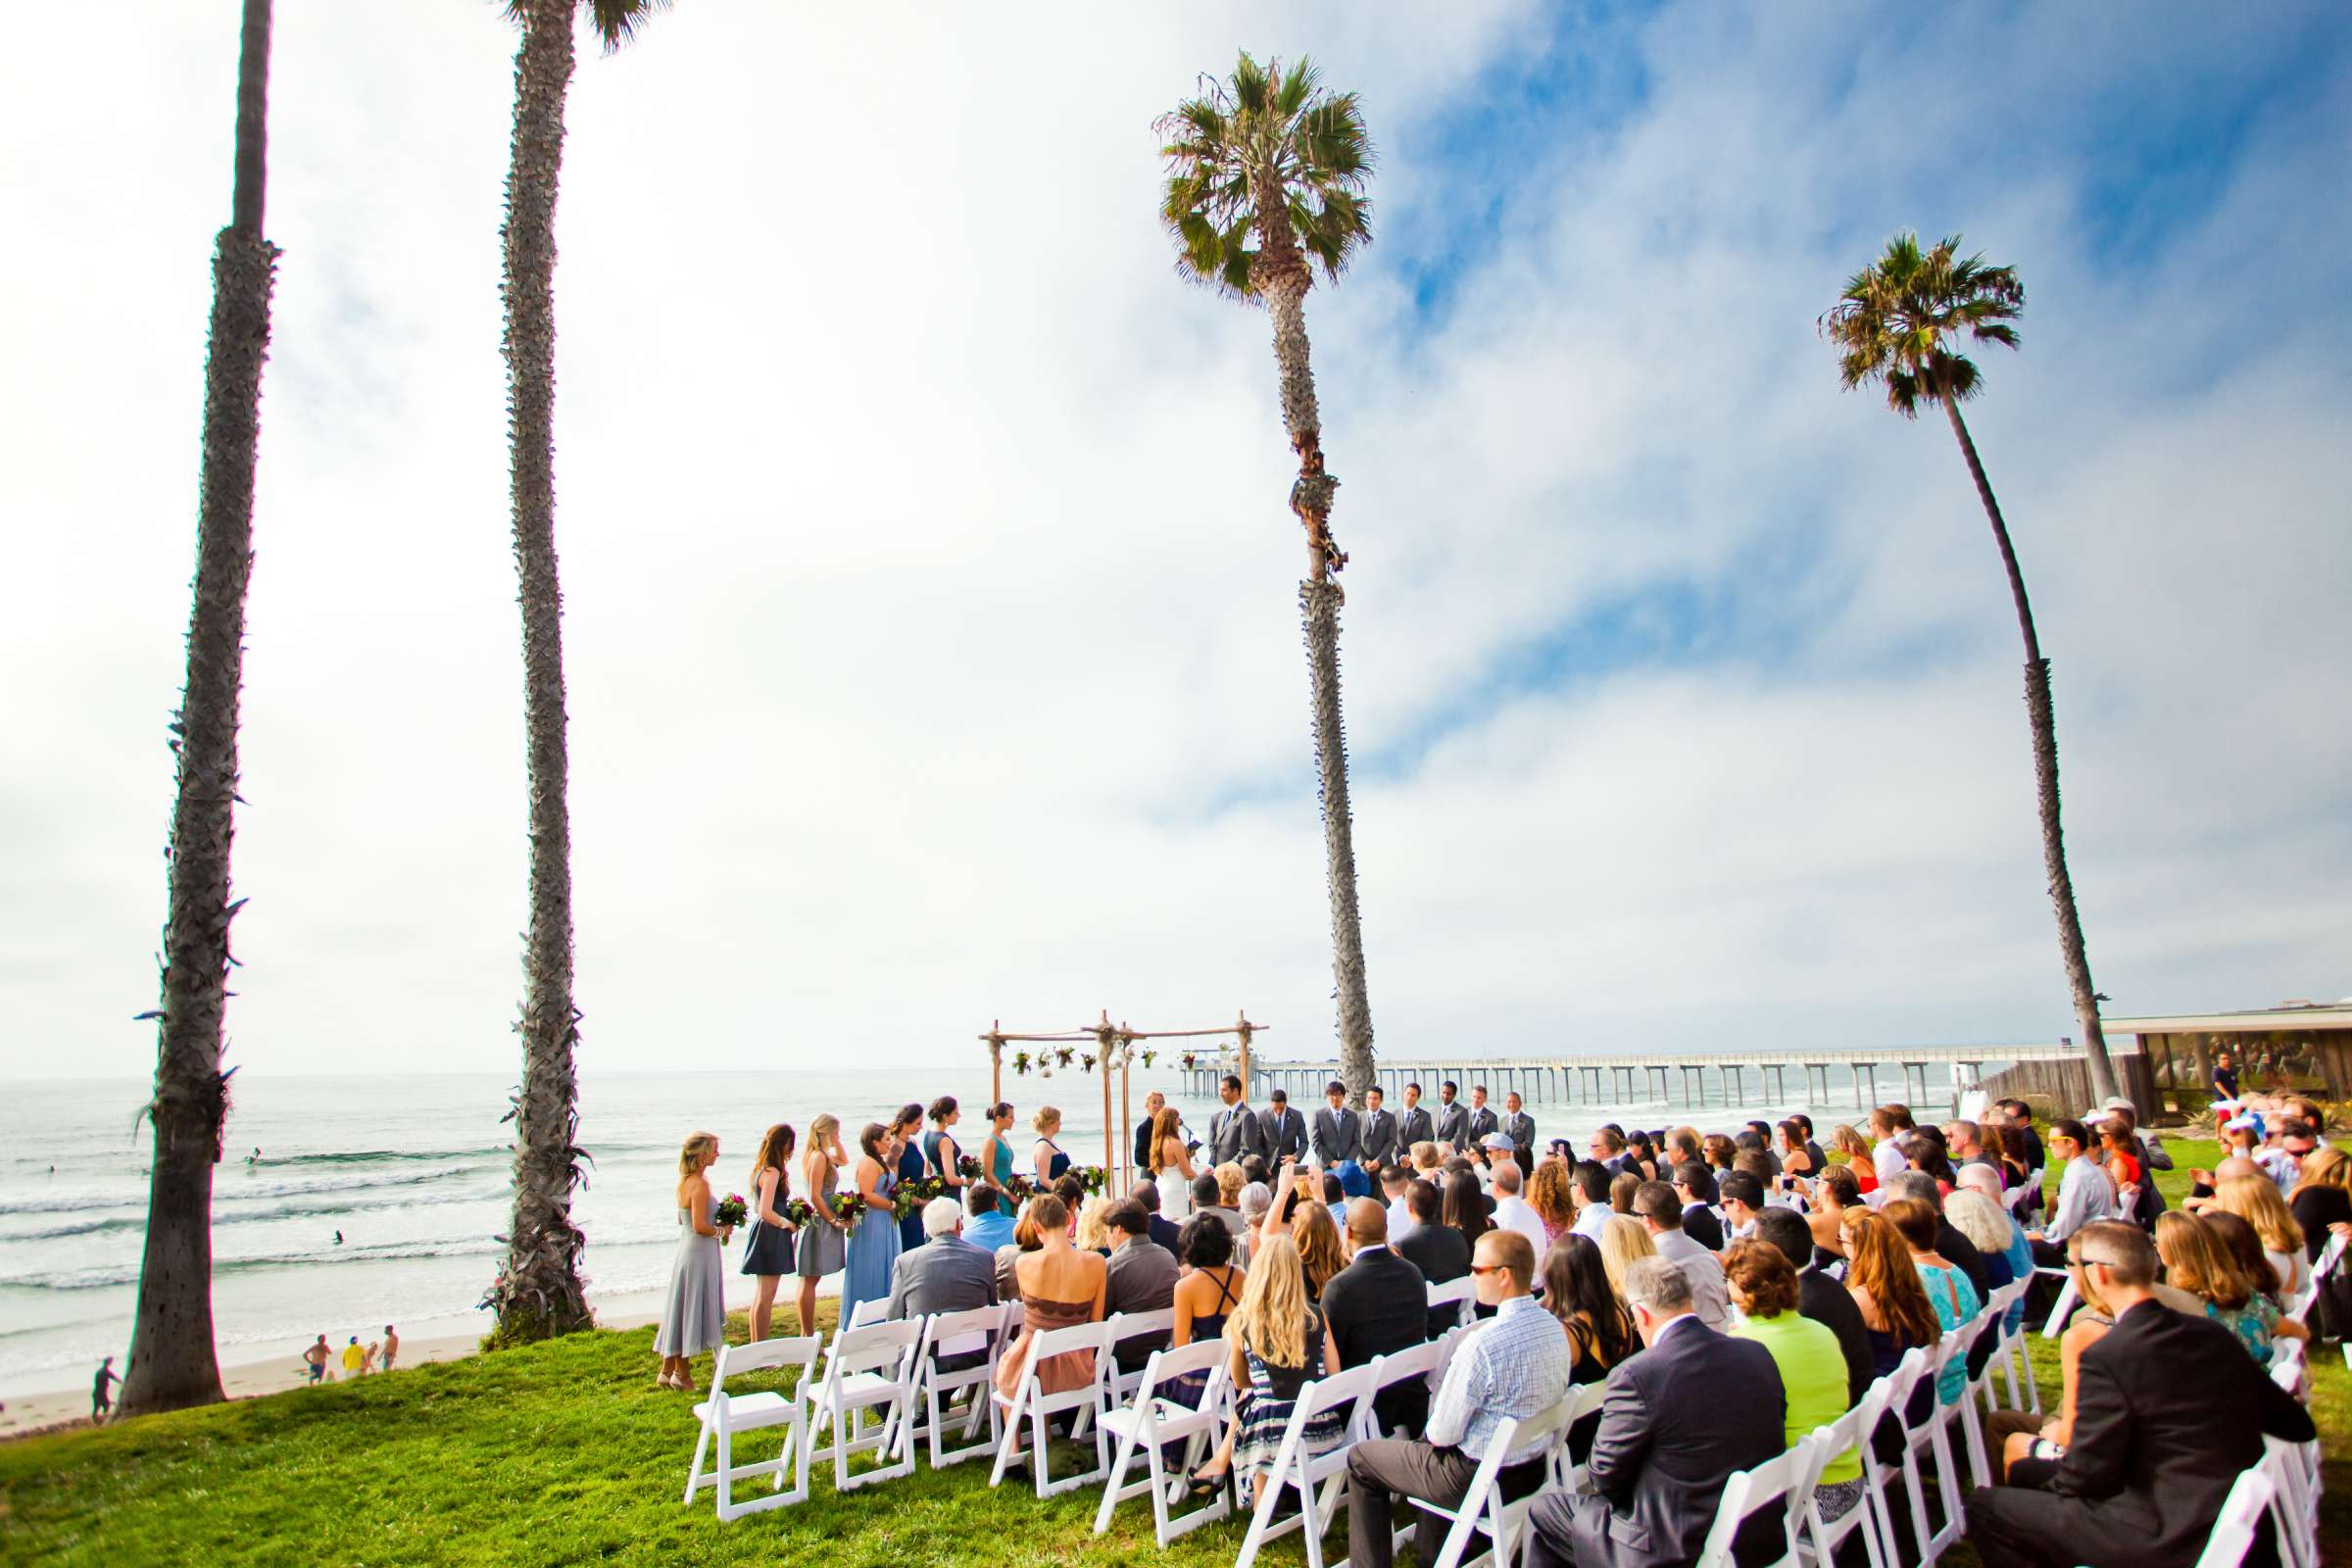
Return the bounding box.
[654,1131,733,1391]
[795,1115,851,1338]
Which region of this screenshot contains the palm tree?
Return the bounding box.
[484,0,669,1347]
[1157,54,1378,1103]
[1822,232,2122,1107]
[116,0,279,1421]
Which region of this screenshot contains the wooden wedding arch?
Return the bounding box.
[979,1009,1268,1196]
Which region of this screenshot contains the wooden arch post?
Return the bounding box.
[986,1020,1004,1107]
[1093,1010,1119,1188]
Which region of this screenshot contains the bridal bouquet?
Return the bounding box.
[712,1194,748,1228]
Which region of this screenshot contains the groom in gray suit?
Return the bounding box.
[1312,1080,1363,1168]
[1207,1074,1268,1166]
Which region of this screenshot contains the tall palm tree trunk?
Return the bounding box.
[1254,189,1375,1106]
[486,0,592,1344]
[1944,399,2121,1107]
[119,0,278,1420]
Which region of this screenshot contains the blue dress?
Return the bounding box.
[989,1136,1016,1216]
[896,1139,928,1252]
[840,1165,902,1325]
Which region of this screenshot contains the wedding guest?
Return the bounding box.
[1382,1162,1418,1241]
[1134,1177,1183,1259]
[1840,1208,1943,1442]
[1522,1255,1786,1568]
[1073,1195,1113,1255]
[1882,1198,1981,1405]
[838,1122,902,1328]
[1323,1200,1428,1431]
[923,1096,968,1210]
[996,1197,1049,1302]
[1632,1181,1731,1329]
[1717,1170,1767,1245]
[2030,1118,2118,1264]
[655,1130,731,1392]
[1104,1200,1178,1374]
[1294,1198,1347,1301]
[1607,1169,1642,1215]
[886,1197,997,1364]
[890,1102,927,1251]
[1528,1158,1576,1249]
[1398,1178,1471,1336]
[2152,1211,2270,1361]
[975,1101,1017,1216]
[1169,1211,1245,1405]
[1443,1168,1492,1254]
[1776,1119,1816,1181]
[1541,1233,1637,1458]
[1722,1240,1863,1522]
[1194,1172,1240,1241]
[1946,1185,2023,1299]
[992,1194,1104,1461]
[1569,1160,1614,1243]
[1829,1124,1878,1194]
[739,1122,799,1342]
[1488,1160,1548,1256]
[1809,1163,1861,1259]
[961,1182,1015,1254]
[2215,1172,2310,1298]
[1673,1162,1724,1250]
[1752,1207,1871,1405]
[1237,1181,1273,1263]
[1597,1214,1656,1301]
[1346,1231,1570,1568]
[1869,1103,1915,1188]
[2202,1210,2304,1356]
[1032,1106,1072,1189]
[1189,1236,1343,1508]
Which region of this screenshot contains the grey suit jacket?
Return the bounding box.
[1359,1108,1399,1167]
[1260,1104,1308,1161]
[885,1235,998,1324]
[1208,1102,1268,1165]
[1396,1104,1434,1152]
[1467,1105,1499,1144]
[1312,1105,1362,1166]
[1431,1101,1470,1152]
[1503,1110,1536,1152]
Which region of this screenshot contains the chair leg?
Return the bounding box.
[715,1424,734,1521]
[684,1416,711,1505]
[1031,1401,1052,1500]
[1095,1419,1142,1536]
[988,1392,1023,1489]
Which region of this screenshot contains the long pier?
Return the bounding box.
[1174,1041,2131,1117]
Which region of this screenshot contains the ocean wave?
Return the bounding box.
[0,1215,147,1242]
[0,1237,512,1292]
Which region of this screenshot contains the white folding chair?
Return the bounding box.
[2182,1463,2280,1568]
[988,1319,1113,1498]
[1547,1380,1610,1492]
[1401,1389,1581,1568]
[1979,1278,2040,1414]
[2038,1265,2080,1339]
[1853,1348,1930,1568]
[1354,1339,1445,1442]
[891,1305,1010,1470]
[2282,1234,2340,1328]
[806,1318,923,1492]
[1693,1434,1820,1568]
[1105,1307,1176,1404]
[1798,1396,1887,1568]
[1233,1365,1375,1568]
[681,1335,821,1519]
[847,1296,890,1329]
[1939,1311,1999,1493]
[2265,1424,2322,1568]
[1895,1335,1972,1567]
[1427,1276,1476,1331]
[1090,1340,1233,1544]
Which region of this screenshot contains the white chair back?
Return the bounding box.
[1692,1435,1816,1568]
[682,1334,822,1519]
[892,1305,1011,1471]
[988,1318,1114,1499]
[2192,1463,2280,1568]
[1853,1347,1930,1568]
[1797,1396,1884,1568]
[1421,1388,1580,1568]
[1354,1339,1446,1441]
[808,1318,924,1492]
[1233,1365,1377,1568]
[1090,1338,1234,1545]
[1427,1275,1475,1328]
[847,1295,890,1328]
[1104,1307,1176,1401]
[2263,1431,2321,1568]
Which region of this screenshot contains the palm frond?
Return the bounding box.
[1822,228,2024,412]
[585,0,669,53]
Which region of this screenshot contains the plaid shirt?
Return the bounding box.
[1427,1295,1574,1465]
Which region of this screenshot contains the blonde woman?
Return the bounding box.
[1292,1200,1345,1301]
[1073,1195,1113,1254]
[1033,1106,1073,1189]
[1410,1140,1443,1176]
[2216,1173,2310,1298]
[654,1131,731,1391]
[1187,1236,1342,1504]
[1597,1213,1656,1299]
[2288,1147,2352,1287]
[794,1113,849,1336]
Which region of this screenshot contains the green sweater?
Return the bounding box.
[1732,1309,1861,1486]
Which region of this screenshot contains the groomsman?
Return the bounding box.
[1207,1074,1269,1165]
[1312,1080,1364,1168]
[1466,1085,1500,1148]
[1360,1086,1400,1168]
[1260,1089,1308,1162]
[1432,1080,1470,1152]
[1396,1082,1435,1153]
[1133,1090,1165,1174]
[1503,1091,1537,1177]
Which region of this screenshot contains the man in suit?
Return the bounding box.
[1346,1230,1572,1568]
[1259,1088,1308,1162]
[1633,1181,1733,1329]
[1103,1201,1180,1373]
[1323,1200,1430,1434]
[1133,1091,1165,1177]
[1312,1080,1363,1169]
[1671,1162,1725,1250]
[1396,1179,1472,1336]
[1431,1080,1470,1153]
[1965,1222,2316,1568]
[1396,1081,1435,1154]
[886,1198,1000,1368]
[1206,1073,1268,1166]
[1501,1091,1536,1178]
[1524,1255,1787,1568]
[1134,1178,1183,1261]
[1753,1207,1872,1406]
[1359,1085,1400,1169]
[1466,1085,1500,1148]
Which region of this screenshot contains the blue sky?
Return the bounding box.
[1,1,2345,1079]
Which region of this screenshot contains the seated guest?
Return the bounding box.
[1324,1170,1351,1225]
[1984,1227,2117,1479]
[1167,1211,1245,1405]
[1964,1222,2316,1568]
[1103,1200,1179,1374]
[1607,1169,1642,1215]
[1194,1172,1241,1241]
[886,1196,1000,1368]
[1322,1199,1430,1433]
[1541,1233,1636,1462]
[995,1197,1051,1303]
[1570,1159,1615,1242]
[1488,1160,1549,1256]
[1133,1178,1183,1260]
[1945,1185,2022,1300]
[1752,1206,1872,1406]
[1881,1199,1982,1405]
[1955,1163,2035,1327]
[1382,1163,1418,1241]
[1841,1208,1944,1448]
[2215,1172,2311,1300]
[1883,1170,1989,1302]
[2201,1209,2308,1357]
[1237,1181,1273,1263]
[1716,1170,1767,1245]
[1240,1152,1273,1192]
[1398,1179,1472,1336]
[961,1182,1015,1255]
[1597,1213,1656,1302]
[2029,1118,2117,1265]
[1294,1200,1347,1302]
[1528,1158,1577,1249]
[1523,1256,1786,1568]
[1188,1236,1342,1508]
[1807,1163,1862,1260]
[1722,1239,1865,1524]
[1345,1231,1572,1568]
[2153,1211,2270,1362]
[990,1195,1104,1457]
[1632,1181,1733,1329]
[1672,1161,1724,1250]
[1217,1162,1250,1225]
[1072,1195,1113,1257]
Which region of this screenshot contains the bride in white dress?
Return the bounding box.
[1149,1106,1197,1221]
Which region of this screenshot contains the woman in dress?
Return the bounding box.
[1528,1158,1577,1249]
[2203,1210,2308,1357]
[1842,1205,1947,1455]
[1882,1198,1981,1406]
[794,1113,850,1336]
[1169,1212,1245,1406]
[1829,1124,1879,1195]
[890,1102,928,1253]
[923,1096,968,1213]
[1032,1106,1072,1190]
[2097,1119,2142,1218]
[739,1122,799,1343]
[1150,1105,1196,1221]
[1187,1235,1343,1506]
[840,1121,903,1327]
[976,1101,1017,1216]
[2216,1172,2311,1300]
[2155,1211,2272,1360]
[654,1131,733,1391]
[991,1194,1105,1459]
[1722,1240,1865,1523]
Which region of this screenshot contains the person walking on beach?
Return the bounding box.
[654,1131,733,1393]
[380,1325,399,1372]
[91,1356,117,1420]
[304,1335,329,1383]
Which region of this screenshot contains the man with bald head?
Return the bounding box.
[1322,1198,1429,1434]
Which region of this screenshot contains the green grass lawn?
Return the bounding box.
[1,1138,2342,1565]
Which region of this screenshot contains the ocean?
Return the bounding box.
[0,1061,1937,1396]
